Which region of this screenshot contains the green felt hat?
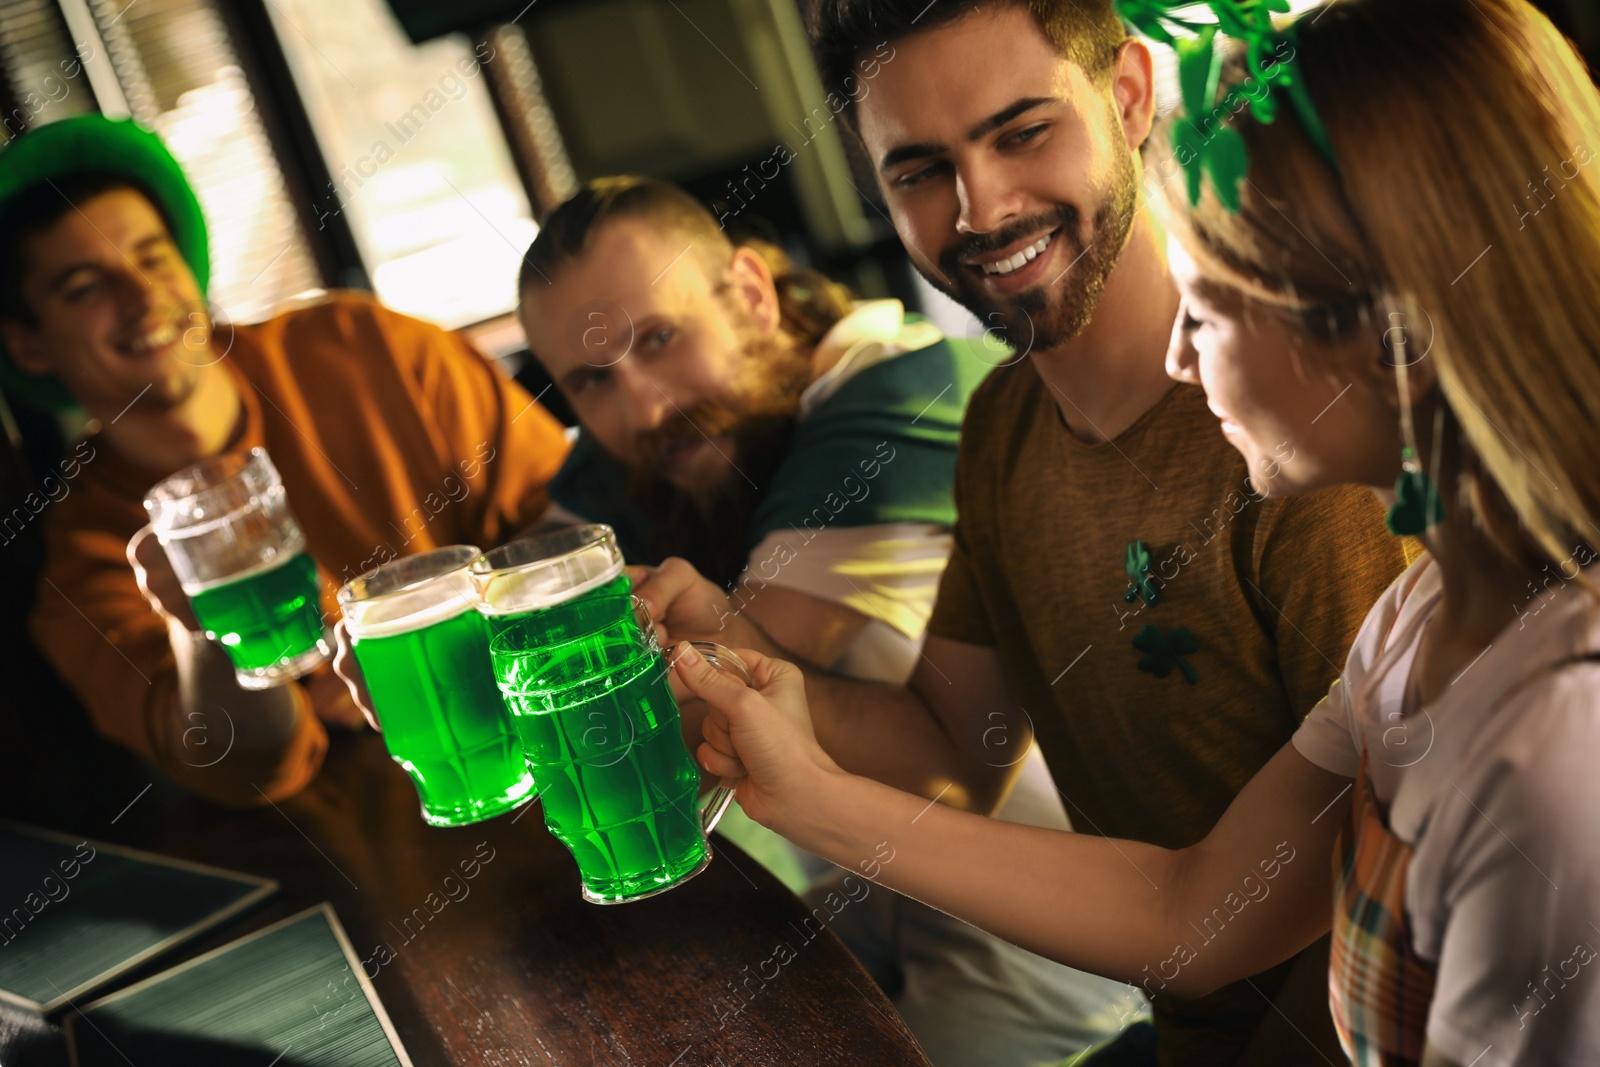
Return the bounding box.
[0,114,210,412]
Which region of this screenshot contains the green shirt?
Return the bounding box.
[550,330,990,564]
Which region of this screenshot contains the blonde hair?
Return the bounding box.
[1156,0,1600,571]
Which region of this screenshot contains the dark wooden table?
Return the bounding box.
[0,731,930,1066]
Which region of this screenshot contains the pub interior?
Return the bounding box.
[0,0,1597,1064]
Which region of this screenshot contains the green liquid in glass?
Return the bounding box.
[510,653,704,900]
[188,551,324,671]
[352,605,534,827]
[491,572,631,642]
[489,574,708,902]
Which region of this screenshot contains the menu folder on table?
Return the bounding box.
[0,821,277,1014]
[65,903,414,1067]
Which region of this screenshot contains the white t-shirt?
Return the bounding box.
[740,300,1068,835]
[743,522,949,683]
[1293,556,1600,1066]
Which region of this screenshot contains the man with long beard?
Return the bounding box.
[513,177,1148,1060]
[517,176,987,679]
[632,1,1415,1063]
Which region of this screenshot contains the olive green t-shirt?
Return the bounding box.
[927,361,1411,1063]
[931,363,1406,845]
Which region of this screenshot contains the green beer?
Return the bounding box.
[476,525,742,903]
[341,546,534,827]
[495,623,705,901]
[145,448,331,689]
[479,571,630,653]
[188,551,324,673]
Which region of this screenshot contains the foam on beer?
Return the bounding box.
[344,569,479,639]
[477,552,624,618]
[180,529,309,595]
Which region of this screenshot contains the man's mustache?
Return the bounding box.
[941,205,1079,274]
[635,403,744,469]
[629,329,813,477]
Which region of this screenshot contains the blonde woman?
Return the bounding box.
[668,0,1600,1063]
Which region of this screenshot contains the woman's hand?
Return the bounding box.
[669,642,842,832]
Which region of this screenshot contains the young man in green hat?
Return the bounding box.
[0,114,569,807]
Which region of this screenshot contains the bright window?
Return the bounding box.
[264,0,536,329]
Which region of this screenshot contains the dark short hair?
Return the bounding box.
[808,0,1128,131]
[520,176,855,348]
[520,176,716,297]
[0,171,172,324]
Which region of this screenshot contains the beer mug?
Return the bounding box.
[339,546,535,827]
[143,447,329,689]
[475,526,742,903]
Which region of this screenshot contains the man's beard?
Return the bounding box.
[626,325,814,587]
[916,149,1139,356]
[631,334,810,495]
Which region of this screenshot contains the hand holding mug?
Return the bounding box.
[628,557,767,651]
[670,642,841,832]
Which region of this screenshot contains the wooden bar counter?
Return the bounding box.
[0,730,930,1067]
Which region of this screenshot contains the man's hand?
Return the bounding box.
[670,642,842,831]
[627,557,771,652]
[330,619,381,731]
[127,524,199,630]
[629,557,782,767]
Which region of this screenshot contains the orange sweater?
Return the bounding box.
[29,292,568,806]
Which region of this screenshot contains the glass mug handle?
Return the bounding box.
[630,595,748,833]
[677,640,750,835]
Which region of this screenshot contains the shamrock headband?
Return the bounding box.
[1115,0,1337,212]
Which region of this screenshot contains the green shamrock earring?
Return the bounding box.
[1384,329,1447,537]
[1386,447,1445,536]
